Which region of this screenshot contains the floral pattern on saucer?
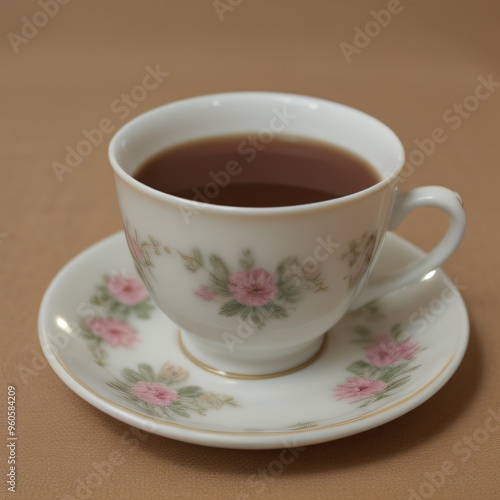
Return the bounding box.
[79,274,154,366]
[39,231,468,448]
[180,248,327,329]
[107,363,239,419]
[77,270,241,418]
[334,313,423,407]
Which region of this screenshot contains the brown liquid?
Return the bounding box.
[133,135,380,208]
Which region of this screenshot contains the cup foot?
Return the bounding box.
[178,331,326,379]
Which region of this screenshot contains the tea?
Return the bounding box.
[133,134,380,207]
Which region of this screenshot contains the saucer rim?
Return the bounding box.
[38,231,469,449]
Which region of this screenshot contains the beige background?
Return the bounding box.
[1,0,500,498]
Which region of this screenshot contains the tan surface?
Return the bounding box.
[1,1,500,498]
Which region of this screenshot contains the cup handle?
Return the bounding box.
[349,186,466,310]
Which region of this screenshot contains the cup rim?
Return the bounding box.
[108,91,405,215]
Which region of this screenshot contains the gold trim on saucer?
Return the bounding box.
[177,331,326,380]
[51,349,457,436]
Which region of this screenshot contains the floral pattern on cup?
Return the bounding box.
[180,248,328,329]
[107,363,239,419]
[124,225,162,268]
[342,231,377,289]
[123,224,378,302]
[79,274,154,366]
[334,318,422,407]
[124,224,172,289]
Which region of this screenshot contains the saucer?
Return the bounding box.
[38,232,468,449]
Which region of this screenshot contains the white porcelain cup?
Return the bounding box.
[109,92,466,378]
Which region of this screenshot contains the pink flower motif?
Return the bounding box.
[125,226,147,266]
[195,285,217,301]
[228,268,277,306]
[365,335,420,367]
[88,318,139,348]
[334,377,387,403]
[130,381,178,406]
[107,275,149,306]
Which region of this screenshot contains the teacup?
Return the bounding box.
[108,92,465,378]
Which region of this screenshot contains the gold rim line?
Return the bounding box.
[178,332,327,380]
[50,344,457,437]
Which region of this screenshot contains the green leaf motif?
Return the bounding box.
[80,328,97,341]
[391,323,404,342]
[335,313,423,408]
[239,249,255,270]
[351,302,385,320]
[249,308,267,330]
[106,363,240,421]
[208,274,230,296]
[192,248,203,266]
[79,272,156,367]
[178,250,202,272]
[276,273,304,303]
[240,306,253,321]
[122,368,143,384]
[171,406,190,418]
[137,363,156,382]
[277,256,300,277]
[148,236,162,256]
[353,325,371,337]
[89,285,112,307]
[87,338,107,367]
[203,394,239,410]
[176,247,328,329]
[384,375,412,392]
[377,364,408,383]
[351,325,375,345]
[219,300,248,317]
[346,360,375,377]
[209,254,230,278]
[133,301,155,315]
[263,302,288,319]
[177,386,204,398]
